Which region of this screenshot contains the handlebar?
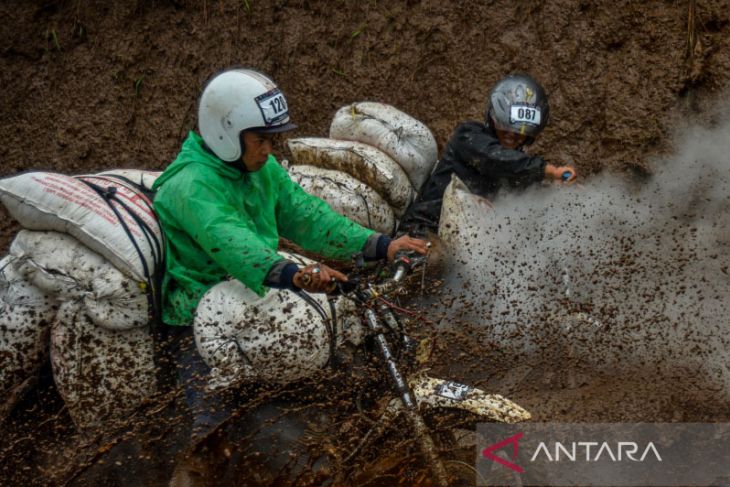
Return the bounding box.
[331,250,427,300]
[391,250,426,282]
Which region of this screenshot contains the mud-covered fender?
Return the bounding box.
[408,372,531,424]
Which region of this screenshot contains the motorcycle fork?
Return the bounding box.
[364,307,450,487]
[376,302,419,366]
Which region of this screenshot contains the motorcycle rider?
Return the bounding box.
[398,73,577,236]
[152,68,428,471]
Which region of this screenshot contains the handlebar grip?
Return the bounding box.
[329,277,360,296]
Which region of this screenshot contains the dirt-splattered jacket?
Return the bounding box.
[398,120,547,235]
[152,132,375,326]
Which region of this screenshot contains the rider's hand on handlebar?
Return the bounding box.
[545,164,577,184]
[293,263,348,294]
[387,235,430,262]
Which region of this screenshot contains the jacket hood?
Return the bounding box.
[153,132,243,190]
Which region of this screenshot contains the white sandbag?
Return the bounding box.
[10,230,150,331]
[194,252,361,390]
[95,169,161,192]
[289,165,396,235]
[0,171,163,283]
[0,256,56,400]
[329,102,438,190]
[50,300,157,430]
[287,137,415,215]
[438,174,497,273]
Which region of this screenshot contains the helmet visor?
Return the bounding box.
[249,121,298,134]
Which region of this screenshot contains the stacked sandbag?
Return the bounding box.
[0,255,57,418]
[287,102,437,231]
[287,138,414,217]
[8,230,157,429]
[194,252,361,390]
[0,169,162,430]
[51,301,156,430]
[9,230,151,330]
[288,165,396,235]
[329,101,438,191]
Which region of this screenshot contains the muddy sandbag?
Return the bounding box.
[287,137,415,215]
[329,102,438,190]
[0,170,163,284]
[289,165,396,235]
[438,174,496,274]
[10,230,150,331]
[194,252,360,389]
[0,256,57,415]
[50,300,156,430]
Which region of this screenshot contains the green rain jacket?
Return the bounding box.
[152,132,375,325]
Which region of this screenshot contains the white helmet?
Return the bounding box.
[198,69,297,162]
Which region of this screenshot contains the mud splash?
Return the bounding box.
[434,108,730,415]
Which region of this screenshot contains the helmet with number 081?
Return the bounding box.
[198,68,297,162]
[486,73,549,144]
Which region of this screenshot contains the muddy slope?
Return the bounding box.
[2,0,730,250]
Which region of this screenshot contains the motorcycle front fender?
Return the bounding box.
[408,372,531,424]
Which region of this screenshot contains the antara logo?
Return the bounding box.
[482,433,663,473]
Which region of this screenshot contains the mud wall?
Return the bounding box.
[3,0,730,250]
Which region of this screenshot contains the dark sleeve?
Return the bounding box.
[264,260,300,290]
[263,234,391,291]
[450,123,547,186]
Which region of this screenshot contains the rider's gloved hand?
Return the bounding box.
[545,164,577,184]
[386,235,430,262]
[293,263,348,294]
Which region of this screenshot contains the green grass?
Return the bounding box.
[134,75,145,96]
[46,28,61,51]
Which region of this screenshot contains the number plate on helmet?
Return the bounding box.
[255,89,289,125]
[510,104,541,126]
[435,381,471,401]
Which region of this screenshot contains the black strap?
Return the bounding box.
[77,177,164,329]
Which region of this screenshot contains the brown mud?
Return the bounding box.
[2,0,730,485]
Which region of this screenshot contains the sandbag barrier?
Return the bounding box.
[0,255,57,419]
[0,169,162,430]
[77,174,163,325]
[288,165,396,235]
[287,137,415,216]
[329,101,438,191]
[287,103,436,234]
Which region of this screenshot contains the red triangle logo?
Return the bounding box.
[481,432,525,473]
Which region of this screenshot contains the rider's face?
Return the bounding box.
[496,129,529,150]
[241,131,277,171]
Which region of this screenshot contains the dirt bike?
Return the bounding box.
[297,251,532,486]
